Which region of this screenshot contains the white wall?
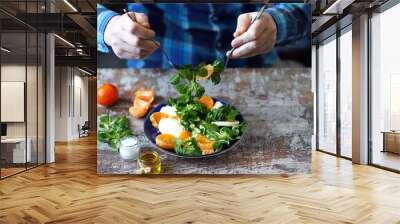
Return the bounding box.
[1,65,27,140]
[54,67,89,141]
[77,72,89,138]
[54,67,68,141]
[1,65,41,138]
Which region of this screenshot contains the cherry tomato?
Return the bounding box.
[97,83,119,106]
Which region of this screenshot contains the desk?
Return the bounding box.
[1,138,31,163]
[382,131,400,154]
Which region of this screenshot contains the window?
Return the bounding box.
[370,3,400,171]
[317,36,337,154]
[339,28,352,158]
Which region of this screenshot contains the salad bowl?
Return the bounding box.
[143,97,245,159]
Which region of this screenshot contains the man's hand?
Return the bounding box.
[104,12,159,59]
[229,12,277,59]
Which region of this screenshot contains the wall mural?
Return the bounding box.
[96,3,313,174]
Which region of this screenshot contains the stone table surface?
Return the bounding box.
[97,68,312,174]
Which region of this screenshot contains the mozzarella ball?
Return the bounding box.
[160,105,177,117]
[158,118,184,138]
[212,101,224,110]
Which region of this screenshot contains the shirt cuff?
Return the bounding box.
[97,10,118,53]
[265,8,287,45]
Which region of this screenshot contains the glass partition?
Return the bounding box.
[27,31,39,169]
[339,28,352,158]
[317,36,337,154]
[0,30,28,177]
[0,1,46,179]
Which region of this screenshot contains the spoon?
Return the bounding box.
[123,9,180,69]
[224,4,268,70]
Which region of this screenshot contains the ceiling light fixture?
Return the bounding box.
[54,34,75,48]
[323,0,354,15]
[323,1,341,14]
[63,0,78,12]
[78,67,93,76]
[1,47,11,53]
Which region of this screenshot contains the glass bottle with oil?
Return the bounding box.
[138,149,162,174]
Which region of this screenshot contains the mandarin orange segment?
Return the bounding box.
[170,115,182,121]
[150,112,169,128]
[130,97,151,118]
[129,104,149,118]
[130,89,154,118]
[196,134,215,155]
[133,97,150,108]
[198,95,214,110]
[156,134,176,150]
[135,89,154,104]
[179,131,192,141]
[204,64,214,77]
[197,64,214,81]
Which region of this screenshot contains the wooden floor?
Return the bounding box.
[372,150,400,171]
[1,136,400,224]
[1,167,26,177]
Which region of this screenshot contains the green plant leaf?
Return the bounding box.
[170,73,181,85]
[196,67,208,77]
[176,84,188,95]
[212,59,224,74]
[210,73,221,85]
[98,115,133,150]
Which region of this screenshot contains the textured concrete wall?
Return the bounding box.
[97,68,313,174]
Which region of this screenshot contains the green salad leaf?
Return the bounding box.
[169,59,223,104]
[175,138,202,156]
[167,59,246,156]
[210,60,224,85]
[98,115,133,150]
[205,105,239,122]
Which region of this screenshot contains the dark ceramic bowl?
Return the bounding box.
[143,98,245,159]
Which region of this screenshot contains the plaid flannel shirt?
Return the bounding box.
[97,3,311,68]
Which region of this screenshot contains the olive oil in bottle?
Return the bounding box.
[138,149,162,174]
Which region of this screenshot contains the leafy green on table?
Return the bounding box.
[98,115,132,150]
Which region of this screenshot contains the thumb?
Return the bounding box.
[234,13,252,37]
[133,12,150,28]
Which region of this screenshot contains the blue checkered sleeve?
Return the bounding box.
[266,3,311,45]
[97,4,118,53]
[98,3,311,68]
[97,4,148,53]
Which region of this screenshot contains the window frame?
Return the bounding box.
[315,23,353,161]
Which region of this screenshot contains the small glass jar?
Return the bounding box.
[119,136,139,161]
[137,149,162,174]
